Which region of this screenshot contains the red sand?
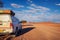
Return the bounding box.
[12,22,60,40]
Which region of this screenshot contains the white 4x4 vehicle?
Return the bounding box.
[0,10,21,36]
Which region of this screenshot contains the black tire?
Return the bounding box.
[15,27,18,36]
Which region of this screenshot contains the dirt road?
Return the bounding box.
[12,22,60,40]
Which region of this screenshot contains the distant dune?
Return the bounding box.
[28,22,60,24]
[22,22,60,27]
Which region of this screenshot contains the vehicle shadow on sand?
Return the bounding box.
[16,27,35,37]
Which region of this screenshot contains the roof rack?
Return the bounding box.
[0,10,15,16]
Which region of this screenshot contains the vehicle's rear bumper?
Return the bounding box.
[0,29,13,35]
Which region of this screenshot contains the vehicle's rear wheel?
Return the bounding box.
[15,27,21,36]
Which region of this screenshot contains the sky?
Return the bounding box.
[1,0,60,23]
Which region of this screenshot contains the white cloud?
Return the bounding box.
[14,10,60,23]
[27,0,33,3]
[30,4,36,7]
[56,3,60,6]
[26,4,50,13]
[37,6,50,11]
[30,4,50,10]
[11,3,24,8]
[13,4,60,23]
[48,14,60,20]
